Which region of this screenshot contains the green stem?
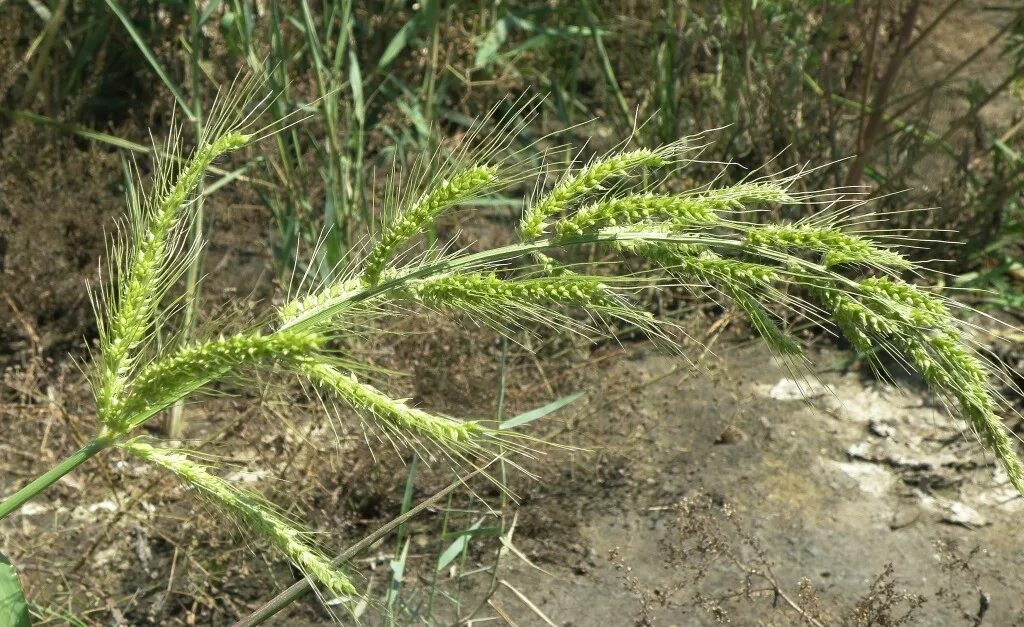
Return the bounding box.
[0,436,114,520]
[279,229,854,333]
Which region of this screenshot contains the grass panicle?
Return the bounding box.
[4,89,1024,621]
[633,243,780,289]
[728,287,804,357]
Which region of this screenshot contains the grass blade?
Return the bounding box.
[386,538,410,609]
[378,15,418,69]
[0,107,149,152]
[0,553,30,627]
[500,391,584,430]
[349,49,365,125]
[475,14,512,68]
[436,518,484,572]
[104,0,192,115]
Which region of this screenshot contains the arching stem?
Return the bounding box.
[0,435,114,520]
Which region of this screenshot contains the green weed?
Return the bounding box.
[1,85,1023,621]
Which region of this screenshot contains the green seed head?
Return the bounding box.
[363,165,498,285]
[96,129,251,419]
[745,224,910,270]
[105,331,322,433]
[522,148,667,240]
[300,363,491,453]
[121,439,358,599]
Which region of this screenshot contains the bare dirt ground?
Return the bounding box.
[477,341,1024,625]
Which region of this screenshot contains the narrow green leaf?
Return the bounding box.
[104,0,192,115]
[441,526,501,540]
[396,96,431,140]
[393,454,419,557]
[378,17,418,69]
[582,0,632,126]
[993,138,1021,162]
[500,391,584,430]
[204,162,254,196]
[349,50,365,125]
[475,14,512,68]
[0,108,149,152]
[0,109,272,190]
[0,553,30,627]
[503,33,560,57]
[387,538,410,607]
[198,0,223,26]
[436,518,483,572]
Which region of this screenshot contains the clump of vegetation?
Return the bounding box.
[0,78,1022,622]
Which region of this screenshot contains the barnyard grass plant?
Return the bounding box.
[2,87,1023,619]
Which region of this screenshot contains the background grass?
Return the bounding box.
[4,1,1022,289]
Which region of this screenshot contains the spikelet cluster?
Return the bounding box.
[745,224,910,269]
[814,278,1024,493]
[857,277,947,326]
[819,288,893,354]
[120,439,357,598]
[521,147,669,239]
[279,278,364,326]
[556,194,719,237]
[556,183,792,237]
[409,272,613,309]
[692,181,796,209]
[363,165,498,285]
[631,243,800,355]
[641,244,779,287]
[299,362,489,452]
[404,271,660,339]
[109,331,323,433]
[97,131,250,423]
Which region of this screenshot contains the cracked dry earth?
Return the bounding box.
[476,341,1024,626]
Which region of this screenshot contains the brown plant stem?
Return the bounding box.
[845,0,923,187]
